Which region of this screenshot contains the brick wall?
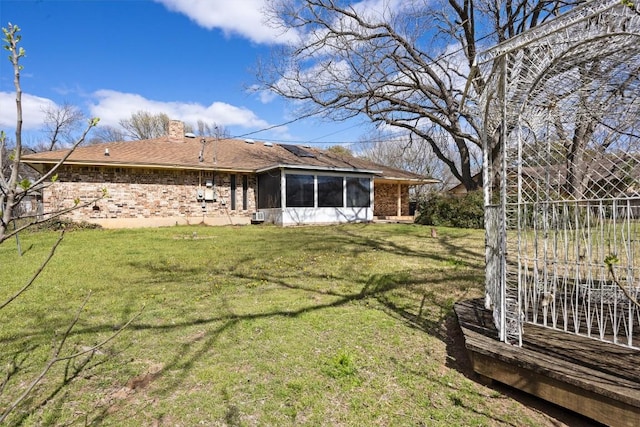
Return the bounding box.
[45,165,256,222]
[374,183,410,217]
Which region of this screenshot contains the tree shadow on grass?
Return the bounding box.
[334,223,485,269]
[4,223,588,426]
[67,272,454,423]
[31,225,490,424]
[332,226,604,426]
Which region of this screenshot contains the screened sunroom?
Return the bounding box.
[257,167,375,226]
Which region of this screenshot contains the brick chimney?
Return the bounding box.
[168,120,184,142]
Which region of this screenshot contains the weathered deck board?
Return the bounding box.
[455,298,640,427]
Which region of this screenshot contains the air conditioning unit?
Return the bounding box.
[251,211,265,223]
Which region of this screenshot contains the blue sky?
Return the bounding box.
[0,0,369,147]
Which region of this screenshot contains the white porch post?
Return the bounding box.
[280,169,286,208]
[369,179,375,217]
[396,183,401,217]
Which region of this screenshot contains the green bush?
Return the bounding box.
[415,191,484,229]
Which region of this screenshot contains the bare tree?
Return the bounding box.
[1,137,15,186]
[39,102,85,151]
[487,5,640,201]
[94,118,221,143]
[356,130,455,195]
[0,24,139,423]
[119,111,171,140]
[558,62,640,200]
[259,0,578,191]
[118,111,197,140]
[89,124,128,143]
[325,144,353,156]
[195,119,230,138]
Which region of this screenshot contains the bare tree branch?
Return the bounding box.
[0,231,65,310]
[0,24,137,424]
[40,102,85,151]
[260,0,580,190]
[0,294,145,423]
[1,24,100,242]
[605,255,640,310]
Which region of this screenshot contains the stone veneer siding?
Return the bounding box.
[45,165,256,222]
[374,183,410,217]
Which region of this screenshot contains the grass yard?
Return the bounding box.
[0,223,577,426]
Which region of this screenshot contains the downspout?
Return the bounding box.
[397,183,402,217]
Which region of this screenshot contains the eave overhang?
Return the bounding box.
[20,159,255,174]
[373,176,440,185]
[255,163,383,175]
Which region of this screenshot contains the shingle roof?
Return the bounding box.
[21,136,438,184]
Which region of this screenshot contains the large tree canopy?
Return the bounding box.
[259,0,578,190]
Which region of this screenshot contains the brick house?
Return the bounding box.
[21,121,437,227]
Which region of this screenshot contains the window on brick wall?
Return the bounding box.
[242,175,248,210]
[230,174,237,210]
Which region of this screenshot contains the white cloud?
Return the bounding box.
[0,91,56,131]
[247,84,278,104]
[153,0,298,44]
[1,89,276,140]
[153,0,413,46]
[89,89,271,130]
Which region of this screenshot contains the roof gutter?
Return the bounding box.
[20,159,255,174]
[375,177,441,185]
[255,163,383,175]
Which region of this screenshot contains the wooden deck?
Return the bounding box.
[454,299,640,427]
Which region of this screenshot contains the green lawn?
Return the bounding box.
[0,223,552,426]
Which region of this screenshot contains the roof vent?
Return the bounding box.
[104,148,110,156]
[185,132,196,138]
[244,139,255,144]
[264,142,273,147]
